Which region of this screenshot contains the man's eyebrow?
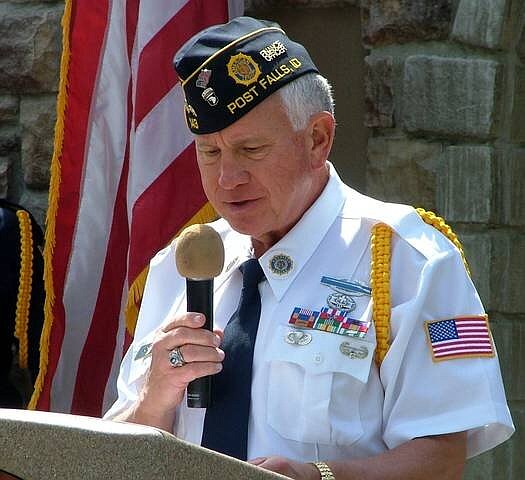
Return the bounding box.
[196,144,218,148]
[195,140,218,148]
[230,135,269,146]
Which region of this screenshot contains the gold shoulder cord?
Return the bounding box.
[371,209,470,367]
[370,223,392,367]
[15,210,33,370]
[415,207,470,275]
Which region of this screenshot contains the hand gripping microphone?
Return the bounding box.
[175,224,224,408]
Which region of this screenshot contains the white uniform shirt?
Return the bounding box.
[105,164,514,461]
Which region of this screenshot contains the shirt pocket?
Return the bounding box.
[265,324,374,446]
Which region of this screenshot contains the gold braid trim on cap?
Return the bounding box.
[180,26,284,87]
[370,223,392,367]
[415,208,471,276]
[15,210,33,370]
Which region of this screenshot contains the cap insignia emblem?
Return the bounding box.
[184,102,197,117]
[259,40,287,62]
[227,53,261,86]
[184,102,198,129]
[269,253,294,276]
[202,87,219,106]
[196,69,212,89]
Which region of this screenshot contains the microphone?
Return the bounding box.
[175,224,224,408]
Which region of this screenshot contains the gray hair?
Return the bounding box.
[278,73,335,131]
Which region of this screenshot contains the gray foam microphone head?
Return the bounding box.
[175,224,225,280]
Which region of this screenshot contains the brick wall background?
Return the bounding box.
[1,0,523,477]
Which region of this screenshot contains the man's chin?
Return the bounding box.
[224,219,257,236]
[219,214,260,237]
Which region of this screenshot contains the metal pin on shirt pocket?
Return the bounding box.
[284,330,312,346]
[339,341,368,359]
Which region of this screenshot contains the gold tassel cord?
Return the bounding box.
[370,208,470,368]
[15,210,33,370]
[370,223,392,367]
[28,0,73,410]
[415,208,471,276]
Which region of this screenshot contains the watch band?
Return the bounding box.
[311,461,336,480]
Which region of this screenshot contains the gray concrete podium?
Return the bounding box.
[0,408,287,479]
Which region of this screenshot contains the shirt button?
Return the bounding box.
[314,353,323,364]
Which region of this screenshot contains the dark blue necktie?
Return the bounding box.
[201,258,265,460]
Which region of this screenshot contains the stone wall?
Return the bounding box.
[1,0,524,477]
[0,1,63,225]
[361,0,524,477]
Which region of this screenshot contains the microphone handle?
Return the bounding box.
[186,278,213,408]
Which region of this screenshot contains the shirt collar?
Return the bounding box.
[259,163,347,301]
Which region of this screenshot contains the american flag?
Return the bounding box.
[425,316,494,362]
[29,0,243,416]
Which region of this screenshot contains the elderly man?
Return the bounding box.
[105,17,513,480]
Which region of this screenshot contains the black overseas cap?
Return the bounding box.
[174,16,319,134]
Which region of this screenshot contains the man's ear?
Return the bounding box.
[308,111,336,169]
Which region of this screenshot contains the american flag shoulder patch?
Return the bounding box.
[425,315,494,362]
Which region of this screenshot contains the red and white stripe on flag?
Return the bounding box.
[30,0,243,416]
[425,315,495,362]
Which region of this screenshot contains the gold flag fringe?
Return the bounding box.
[28,0,73,410]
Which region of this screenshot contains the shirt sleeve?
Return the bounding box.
[103,340,145,419]
[103,242,184,419]
[381,237,514,457]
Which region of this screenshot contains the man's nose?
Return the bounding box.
[218,154,249,190]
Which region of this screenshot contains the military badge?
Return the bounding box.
[225,256,239,273]
[321,276,371,296]
[285,330,312,346]
[269,253,293,276]
[326,292,356,311]
[134,342,152,361]
[321,275,371,313]
[196,68,212,88]
[339,341,368,359]
[227,52,261,86]
[202,87,219,106]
